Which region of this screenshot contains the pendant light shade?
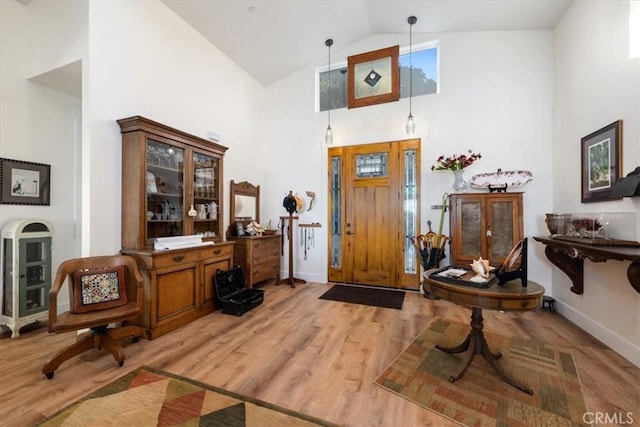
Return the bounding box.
[325,126,333,145]
[406,113,415,134]
[406,16,417,135]
[325,38,334,145]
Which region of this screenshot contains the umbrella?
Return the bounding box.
[415,194,449,270]
[415,221,446,270]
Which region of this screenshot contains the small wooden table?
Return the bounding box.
[425,271,544,395]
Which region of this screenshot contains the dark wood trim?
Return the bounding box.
[533,236,640,294]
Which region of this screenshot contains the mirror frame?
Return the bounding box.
[229,180,260,237]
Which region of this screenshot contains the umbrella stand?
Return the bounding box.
[417,194,450,299]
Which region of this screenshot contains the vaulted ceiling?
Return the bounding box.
[162,0,573,86]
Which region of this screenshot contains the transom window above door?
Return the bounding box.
[317,41,439,112]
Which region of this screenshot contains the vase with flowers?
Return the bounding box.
[431,150,482,191]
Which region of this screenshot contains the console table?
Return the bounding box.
[425,272,544,395]
[533,236,640,295]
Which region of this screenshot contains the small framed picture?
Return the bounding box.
[581,120,622,203]
[0,158,51,205]
[235,221,245,237]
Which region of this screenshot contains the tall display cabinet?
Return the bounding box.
[449,193,523,267]
[118,116,233,339]
[0,219,53,338]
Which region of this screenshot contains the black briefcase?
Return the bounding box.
[214,266,264,316]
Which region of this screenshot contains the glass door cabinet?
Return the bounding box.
[118,117,232,339]
[0,219,53,338]
[118,116,228,249]
[449,192,523,267]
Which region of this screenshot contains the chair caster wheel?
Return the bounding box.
[45,372,54,379]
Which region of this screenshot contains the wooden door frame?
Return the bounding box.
[327,139,421,289]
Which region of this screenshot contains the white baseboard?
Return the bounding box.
[556,299,640,367]
[279,271,324,284]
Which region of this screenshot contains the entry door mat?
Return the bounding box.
[38,366,336,426]
[319,284,405,309]
[375,318,589,426]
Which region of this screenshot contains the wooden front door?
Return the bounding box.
[328,139,420,289]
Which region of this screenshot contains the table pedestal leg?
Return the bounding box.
[436,307,533,395]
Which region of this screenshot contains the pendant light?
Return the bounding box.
[325,38,334,145]
[406,16,417,135]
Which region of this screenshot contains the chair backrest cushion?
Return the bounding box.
[70,265,128,313]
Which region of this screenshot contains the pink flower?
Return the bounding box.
[431,150,482,171]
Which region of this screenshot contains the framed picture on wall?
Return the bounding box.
[0,158,51,205]
[347,45,400,109]
[581,120,622,203]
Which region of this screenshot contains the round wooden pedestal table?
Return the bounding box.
[425,271,544,395]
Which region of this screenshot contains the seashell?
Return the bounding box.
[469,257,495,279]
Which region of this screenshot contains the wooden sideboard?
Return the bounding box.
[122,242,234,339]
[231,234,281,288]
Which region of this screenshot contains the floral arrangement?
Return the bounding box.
[431,150,482,171]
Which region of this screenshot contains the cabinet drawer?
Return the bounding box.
[253,238,280,252]
[199,244,232,260]
[252,264,279,279]
[154,250,200,269]
[253,250,279,263]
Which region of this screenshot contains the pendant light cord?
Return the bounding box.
[325,38,334,145]
[326,38,333,128]
[408,16,416,116]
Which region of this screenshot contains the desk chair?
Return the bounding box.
[42,255,144,379]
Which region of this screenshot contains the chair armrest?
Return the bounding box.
[48,265,69,332]
[122,256,145,311]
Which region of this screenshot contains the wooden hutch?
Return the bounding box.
[118,116,233,339]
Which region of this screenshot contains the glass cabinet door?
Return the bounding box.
[489,200,515,261]
[146,139,185,244]
[460,199,483,258]
[19,237,51,316]
[2,238,13,316]
[192,151,219,239]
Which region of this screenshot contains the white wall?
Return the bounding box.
[0,0,85,312]
[554,0,640,366]
[261,30,555,286]
[86,0,265,254]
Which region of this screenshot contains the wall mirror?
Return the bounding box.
[229,180,260,237]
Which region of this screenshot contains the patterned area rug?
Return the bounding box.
[375,318,588,426]
[38,366,335,426]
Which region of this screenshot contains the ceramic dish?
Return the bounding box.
[470,169,533,188]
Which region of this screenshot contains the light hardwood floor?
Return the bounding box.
[1,281,638,426]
